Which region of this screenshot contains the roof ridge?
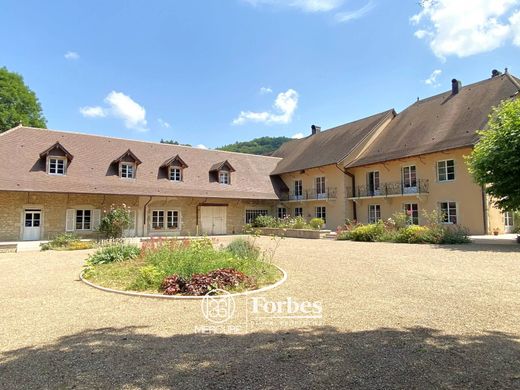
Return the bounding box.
[14,126,282,160]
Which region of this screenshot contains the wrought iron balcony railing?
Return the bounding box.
[281,187,337,201]
[347,179,429,198]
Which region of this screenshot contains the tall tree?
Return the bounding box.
[467,98,520,211]
[0,67,46,133]
[218,136,291,155]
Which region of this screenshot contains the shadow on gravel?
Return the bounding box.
[1,326,520,389]
[440,244,520,253]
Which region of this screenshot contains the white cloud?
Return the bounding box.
[411,0,520,59]
[232,89,299,125]
[80,91,148,131]
[260,87,273,94]
[195,144,208,149]
[157,118,171,128]
[244,0,344,12]
[291,132,305,139]
[425,69,442,86]
[64,51,80,60]
[79,106,106,118]
[335,1,375,23]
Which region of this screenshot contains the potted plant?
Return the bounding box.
[492,227,500,236]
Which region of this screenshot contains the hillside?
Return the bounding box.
[217,136,292,155]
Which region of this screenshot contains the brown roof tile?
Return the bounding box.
[0,127,283,200]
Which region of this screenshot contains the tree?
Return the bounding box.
[160,139,191,147]
[218,136,291,155]
[0,67,46,133]
[467,98,520,211]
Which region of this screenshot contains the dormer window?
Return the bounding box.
[112,149,141,180]
[209,160,235,185]
[161,155,188,182]
[219,171,230,184]
[120,162,135,179]
[39,142,73,176]
[48,157,67,175]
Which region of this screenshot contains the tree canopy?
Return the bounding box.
[217,136,291,155]
[0,67,46,133]
[467,98,520,211]
[160,139,192,147]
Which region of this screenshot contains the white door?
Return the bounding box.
[23,210,42,240]
[504,212,514,233]
[123,210,137,237]
[200,207,227,235]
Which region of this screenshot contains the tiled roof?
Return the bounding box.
[347,74,520,168]
[270,109,395,175]
[0,127,283,200]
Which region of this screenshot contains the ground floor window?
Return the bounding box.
[245,209,269,224]
[152,210,180,229]
[277,207,287,219]
[368,205,381,224]
[504,212,514,228]
[316,206,326,222]
[167,211,180,229]
[440,202,457,224]
[294,207,303,217]
[152,210,164,229]
[404,203,419,225]
[76,209,91,230]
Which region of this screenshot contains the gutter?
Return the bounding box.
[335,164,357,221]
[481,186,489,235]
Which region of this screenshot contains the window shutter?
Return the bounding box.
[65,209,75,232]
[92,209,101,230]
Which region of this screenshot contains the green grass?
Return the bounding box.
[83,238,282,294]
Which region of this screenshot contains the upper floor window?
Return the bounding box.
[48,157,67,175]
[437,160,455,182]
[440,201,457,224]
[219,171,230,184]
[402,166,417,188]
[169,167,182,182]
[367,171,380,195]
[294,180,303,197]
[120,163,135,179]
[316,177,326,195]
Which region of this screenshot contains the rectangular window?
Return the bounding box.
[277,207,287,219]
[440,202,457,224]
[219,171,230,184]
[294,180,303,198]
[404,203,419,225]
[316,177,326,195]
[367,171,380,195]
[48,157,66,175]
[169,167,182,182]
[75,209,91,230]
[167,211,179,229]
[402,166,417,188]
[294,207,303,217]
[368,205,381,224]
[437,160,455,182]
[152,210,165,229]
[504,212,514,227]
[316,206,326,222]
[245,209,269,224]
[121,163,135,179]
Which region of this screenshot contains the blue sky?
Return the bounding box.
[1,0,520,148]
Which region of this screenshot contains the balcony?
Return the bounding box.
[347,179,429,199]
[281,187,337,202]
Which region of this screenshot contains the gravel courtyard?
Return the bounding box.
[1,237,520,389]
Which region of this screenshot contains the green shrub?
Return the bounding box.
[439,225,471,244]
[345,222,386,242]
[289,216,308,229]
[394,225,430,244]
[41,233,79,250]
[87,244,140,265]
[226,238,260,260]
[336,231,351,240]
[98,205,132,239]
[309,218,325,230]
[253,215,278,228]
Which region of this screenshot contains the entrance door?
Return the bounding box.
[23,210,41,240]
[200,206,227,235]
[504,212,514,233]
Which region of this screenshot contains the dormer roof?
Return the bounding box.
[209,160,235,172]
[112,149,142,165]
[161,154,188,169]
[39,142,73,161]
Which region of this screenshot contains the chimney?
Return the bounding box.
[451,79,462,95]
[311,125,321,136]
[491,69,502,78]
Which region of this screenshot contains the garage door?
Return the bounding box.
[200,206,227,235]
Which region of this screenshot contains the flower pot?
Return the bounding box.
[493,231,499,236]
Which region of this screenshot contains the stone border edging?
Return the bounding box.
[79,265,287,300]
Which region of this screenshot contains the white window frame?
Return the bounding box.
[315,206,326,222]
[402,165,417,189]
[48,156,67,175]
[152,210,165,229]
[437,159,455,182]
[169,166,183,182]
[167,210,180,229]
[367,171,380,195]
[219,170,230,185]
[403,203,419,225]
[120,162,135,179]
[277,207,287,219]
[316,177,326,197]
[294,180,303,199]
[294,207,303,217]
[245,209,269,224]
[368,205,381,224]
[75,209,92,231]
[504,211,514,227]
[439,201,458,224]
